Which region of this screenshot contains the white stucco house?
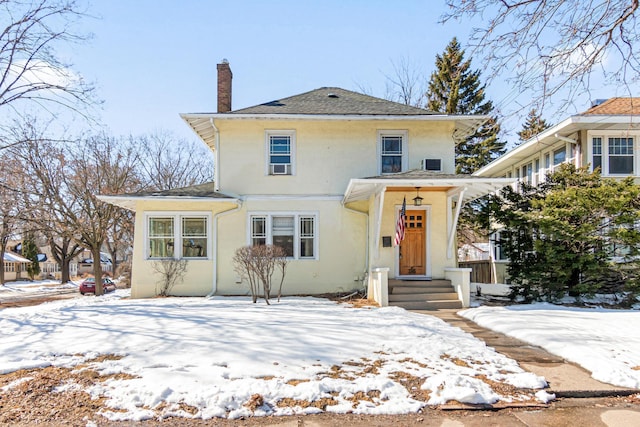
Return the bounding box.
[101,61,514,308]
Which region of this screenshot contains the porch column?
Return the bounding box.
[446,187,466,259]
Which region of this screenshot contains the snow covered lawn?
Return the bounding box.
[0,292,546,421]
[460,304,640,389]
[0,279,78,293]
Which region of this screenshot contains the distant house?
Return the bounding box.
[474,97,640,283]
[101,61,514,307]
[2,252,31,282]
[458,243,490,261]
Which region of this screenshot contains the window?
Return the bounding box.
[147,214,209,259]
[521,163,532,183]
[553,148,566,170]
[609,137,634,174]
[378,130,407,174]
[590,135,636,175]
[249,213,317,259]
[266,130,295,175]
[592,137,602,171]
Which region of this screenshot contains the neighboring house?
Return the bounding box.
[458,243,490,261]
[474,97,640,282]
[101,61,513,302]
[2,252,31,282]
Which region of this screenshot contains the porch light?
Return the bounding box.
[413,187,423,206]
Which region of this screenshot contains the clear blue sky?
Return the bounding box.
[69,0,612,144]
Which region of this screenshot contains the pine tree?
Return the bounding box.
[427,38,505,174]
[518,109,551,143]
[22,234,40,280]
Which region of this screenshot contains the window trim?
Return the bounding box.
[377,130,408,175]
[247,211,319,260]
[265,130,296,176]
[588,131,638,176]
[145,211,212,260]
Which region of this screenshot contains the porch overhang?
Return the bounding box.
[342,171,517,205]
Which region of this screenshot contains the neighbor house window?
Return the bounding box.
[378,130,408,174]
[249,213,317,259]
[592,137,602,171]
[609,137,634,174]
[553,148,566,171]
[266,130,295,175]
[590,134,636,175]
[147,214,209,259]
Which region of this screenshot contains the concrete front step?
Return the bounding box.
[389,279,452,287]
[391,286,455,294]
[392,300,463,310]
[389,292,459,302]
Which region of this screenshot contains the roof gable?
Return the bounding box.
[230,87,436,116]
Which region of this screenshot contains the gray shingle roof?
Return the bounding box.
[230,87,437,116]
[364,169,478,180]
[125,182,233,199]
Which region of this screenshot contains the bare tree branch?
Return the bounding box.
[0,0,98,124]
[442,0,640,110]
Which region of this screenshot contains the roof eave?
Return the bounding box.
[474,114,640,177]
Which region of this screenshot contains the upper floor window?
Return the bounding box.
[249,213,317,259]
[147,213,209,259]
[378,130,408,174]
[266,130,295,175]
[590,134,635,175]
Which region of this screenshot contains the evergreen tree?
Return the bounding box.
[517,109,551,143]
[22,233,40,280]
[490,164,640,303]
[427,38,505,174]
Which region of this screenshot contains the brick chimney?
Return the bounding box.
[217,59,232,113]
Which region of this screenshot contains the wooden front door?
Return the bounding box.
[399,211,426,276]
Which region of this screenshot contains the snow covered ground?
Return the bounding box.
[0,279,78,293]
[0,291,546,421]
[460,304,640,389]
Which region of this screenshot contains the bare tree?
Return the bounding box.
[10,121,85,283]
[152,258,187,296]
[383,56,428,107]
[0,0,97,128]
[0,152,24,284]
[233,245,288,305]
[62,134,140,295]
[442,1,640,110]
[136,131,214,191]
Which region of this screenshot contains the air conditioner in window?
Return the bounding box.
[421,158,442,172]
[270,164,290,175]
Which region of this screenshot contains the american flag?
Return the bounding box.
[394,197,406,246]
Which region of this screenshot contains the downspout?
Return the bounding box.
[210,118,220,191]
[207,201,243,297]
[447,187,467,259]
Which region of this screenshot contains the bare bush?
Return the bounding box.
[152,259,187,296]
[233,245,288,304]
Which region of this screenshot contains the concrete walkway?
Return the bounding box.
[420,308,638,398]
